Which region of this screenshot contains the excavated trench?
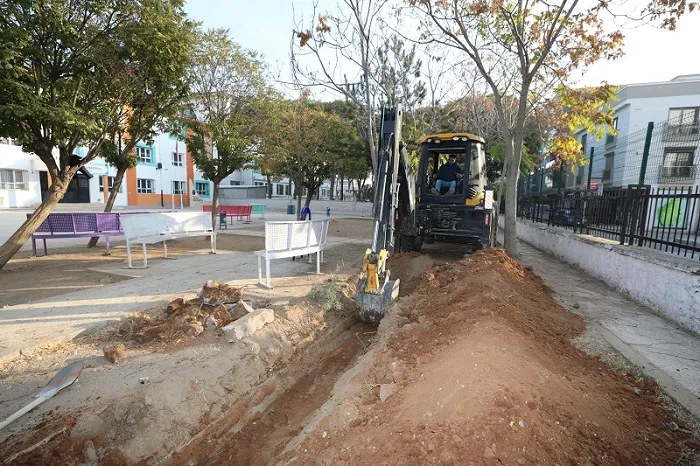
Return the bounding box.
[167,321,375,466]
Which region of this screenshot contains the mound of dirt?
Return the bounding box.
[389,252,435,296]
[284,249,696,465]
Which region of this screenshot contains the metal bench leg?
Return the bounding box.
[31,237,37,257]
[163,241,168,258]
[105,236,111,255]
[127,243,133,268]
[211,233,216,253]
[257,255,262,285]
[43,238,48,256]
[142,243,147,268]
[316,251,321,274]
[266,258,271,288]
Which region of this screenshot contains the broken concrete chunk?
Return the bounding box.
[222,309,275,342]
[133,324,167,344]
[379,383,396,402]
[227,300,255,321]
[166,297,185,315]
[186,297,203,306]
[200,281,244,304]
[205,315,217,330]
[182,321,204,337]
[103,343,126,364]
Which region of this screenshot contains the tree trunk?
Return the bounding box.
[0,179,68,269]
[211,181,220,235]
[340,174,344,201]
[296,181,303,220]
[304,186,315,209]
[502,95,529,258]
[329,176,335,201]
[266,174,272,199]
[87,166,127,248]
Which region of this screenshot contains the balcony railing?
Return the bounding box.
[663,123,700,142]
[658,165,698,182]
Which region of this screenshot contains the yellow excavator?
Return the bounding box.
[355,106,495,324]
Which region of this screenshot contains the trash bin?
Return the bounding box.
[287,204,296,215]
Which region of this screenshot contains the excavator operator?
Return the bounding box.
[431,154,463,196]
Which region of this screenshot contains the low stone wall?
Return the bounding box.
[505,220,700,335]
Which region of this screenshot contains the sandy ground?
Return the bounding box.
[1,247,698,465]
[0,217,372,308]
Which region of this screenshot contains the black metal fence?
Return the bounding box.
[518,185,700,260]
[519,112,700,194]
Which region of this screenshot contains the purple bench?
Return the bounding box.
[28,212,123,256]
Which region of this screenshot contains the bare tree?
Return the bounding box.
[291,0,391,172]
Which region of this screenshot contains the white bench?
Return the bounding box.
[121,212,216,268]
[255,219,329,288]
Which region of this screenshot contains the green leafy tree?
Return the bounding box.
[87,1,194,247]
[275,96,355,216]
[180,29,274,233]
[0,0,192,269]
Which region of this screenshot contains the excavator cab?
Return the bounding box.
[414,134,494,250]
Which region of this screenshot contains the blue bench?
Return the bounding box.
[251,204,267,219]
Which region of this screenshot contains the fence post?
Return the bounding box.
[539,169,544,194]
[587,147,594,192]
[526,172,531,195]
[558,162,564,195]
[639,122,654,185]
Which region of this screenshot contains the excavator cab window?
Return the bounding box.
[469,142,486,194]
[424,148,468,196]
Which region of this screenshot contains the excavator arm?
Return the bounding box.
[356,106,414,324]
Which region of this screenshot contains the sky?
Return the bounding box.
[184,0,700,95]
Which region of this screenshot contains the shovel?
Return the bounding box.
[0,361,83,431]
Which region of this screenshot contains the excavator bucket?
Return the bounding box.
[355,277,400,324]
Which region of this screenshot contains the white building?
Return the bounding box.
[571,74,700,191]
[0,132,194,209]
[1,132,343,209]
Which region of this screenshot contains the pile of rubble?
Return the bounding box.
[104,280,275,363]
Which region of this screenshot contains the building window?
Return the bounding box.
[136,147,153,163]
[229,180,240,186]
[172,181,186,194]
[276,184,284,196]
[0,169,28,190]
[285,184,291,196]
[667,107,700,139]
[603,152,614,182]
[137,178,154,194]
[575,166,584,186]
[172,152,183,167]
[195,181,210,197]
[581,134,587,154]
[254,181,265,186]
[661,149,695,180]
[606,118,618,145]
[98,176,123,193]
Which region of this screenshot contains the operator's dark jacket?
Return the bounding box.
[436,163,463,182]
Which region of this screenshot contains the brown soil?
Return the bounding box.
[2,248,698,465]
[167,322,376,466]
[0,234,264,307]
[389,252,436,296]
[328,218,373,240]
[282,249,698,465]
